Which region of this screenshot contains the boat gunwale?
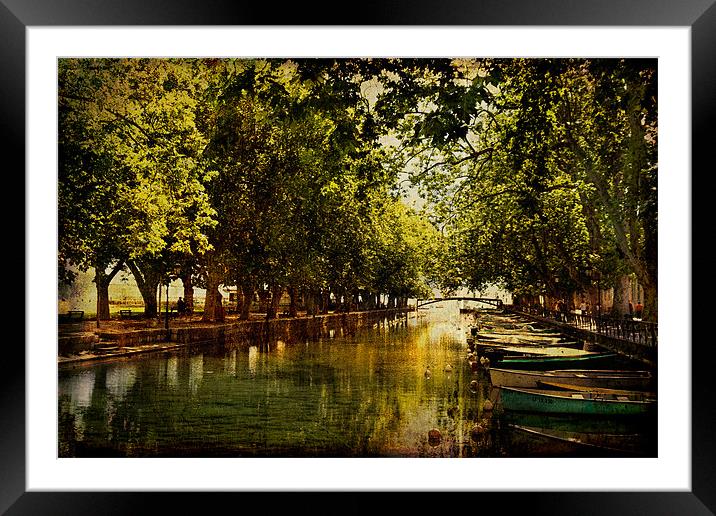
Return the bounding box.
[536,380,657,396]
[475,344,595,356]
[489,367,653,380]
[499,352,618,363]
[499,385,655,404]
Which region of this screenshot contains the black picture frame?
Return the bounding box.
[5,0,710,513]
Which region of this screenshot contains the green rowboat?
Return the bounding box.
[498,386,655,416]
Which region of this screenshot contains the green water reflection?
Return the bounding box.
[59,309,498,457]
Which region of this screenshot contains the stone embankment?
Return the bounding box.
[58,308,412,365]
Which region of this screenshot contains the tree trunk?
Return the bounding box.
[342,289,350,313]
[240,284,253,320]
[304,288,317,316]
[611,275,631,318]
[267,285,282,319]
[586,286,600,315]
[234,289,243,315]
[96,279,110,320]
[288,286,298,318]
[215,289,225,322]
[321,289,330,314]
[364,292,375,310]
[181,272,194,314]
[126,260,161,318]
[93,260,123,321]
[642,281,658,322]
[201,267,224,322]
[202,279,215,322]
[642,208,658,322]
[258,288,269,314]
[235,281,244,315]
[342,290,351,313]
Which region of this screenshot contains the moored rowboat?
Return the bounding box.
[498,386,655,416]
[474,336,580,347]
[476,332,565,343]
[476,341,589,354]
[495,353,619,370]
[537,380,656,396]
[489,368,654,390]
[515,337,582,348]
[474,341,583,360]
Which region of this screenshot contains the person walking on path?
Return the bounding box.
[635,301,644,319]
[557,300,567,322]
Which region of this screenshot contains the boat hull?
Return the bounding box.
[477,343,590,359]
[494,353,620,370]
[499,386,655,416]
[474,343,588,365]
[476,332,565,343]
[490,367,654,390]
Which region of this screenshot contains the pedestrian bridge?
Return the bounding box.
[416,297,503,309]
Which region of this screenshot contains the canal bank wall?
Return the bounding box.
[58,308,412,360]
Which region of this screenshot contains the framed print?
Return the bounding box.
[6,0,711,513]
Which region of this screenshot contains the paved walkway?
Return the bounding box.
[513,306,657,348]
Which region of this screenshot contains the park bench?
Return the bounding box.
[68,310,84,320]
[59,310,84,323]
[119,309,135,320]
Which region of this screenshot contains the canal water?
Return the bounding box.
[58,306,656,458]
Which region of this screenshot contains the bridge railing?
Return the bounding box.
[513,305,658,348]
[417,297,503,308]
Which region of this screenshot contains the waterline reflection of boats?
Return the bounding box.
[500,411,655,435]
[506,424,654,457]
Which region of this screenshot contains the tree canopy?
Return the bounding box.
[379,58,657,320]
[58,57,658,321]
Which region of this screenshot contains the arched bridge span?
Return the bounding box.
[416,297,503,309]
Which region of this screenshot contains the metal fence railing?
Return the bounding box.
[513,305,658,348]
